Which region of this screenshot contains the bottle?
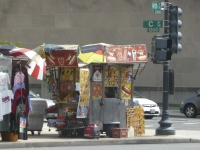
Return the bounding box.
[128,126,134,138]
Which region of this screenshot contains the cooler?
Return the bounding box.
[28,100,47,135]
[84,124,100,139]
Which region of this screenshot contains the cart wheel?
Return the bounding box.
[59,133,63,138]
[61,131,67,137]
[38,131,41,135]
[31,131,34,135]
[49,128,51,132]
[76,128,84,137]
[71,130,78,137]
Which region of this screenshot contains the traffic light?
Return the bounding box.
[151,35,172,63]
[169,6,182,54]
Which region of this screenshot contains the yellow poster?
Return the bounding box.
[76,67,80,82]
[79,68,90,103]
[77,68,90,118]
[121,66,132,100]
[60,67,74,81]
[104,66,119,87]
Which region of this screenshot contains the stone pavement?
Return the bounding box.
[0,109,200,149]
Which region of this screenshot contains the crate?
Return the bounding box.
[1,132,18,142]
[112,128,128,138]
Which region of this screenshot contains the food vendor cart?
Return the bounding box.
[46,44,148,138]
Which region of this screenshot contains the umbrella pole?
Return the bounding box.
[26,60,31,68]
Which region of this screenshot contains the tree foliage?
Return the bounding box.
[0,40,25,48]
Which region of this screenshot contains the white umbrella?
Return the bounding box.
[9,47,46,80]
[26,59,46,80]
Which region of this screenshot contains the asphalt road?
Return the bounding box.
[4,143,200,150]
[145,116,200,131]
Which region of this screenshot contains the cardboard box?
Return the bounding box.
[112,128,128,138]
[1,132,18,142]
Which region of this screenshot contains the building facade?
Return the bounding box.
[0,0,199,104]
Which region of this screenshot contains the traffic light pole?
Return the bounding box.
[156,0,175,135]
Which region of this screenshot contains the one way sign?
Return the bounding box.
[152,2,167,10]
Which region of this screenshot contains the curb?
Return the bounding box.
[0,137,199,149]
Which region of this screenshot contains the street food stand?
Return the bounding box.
[46,44,148,137]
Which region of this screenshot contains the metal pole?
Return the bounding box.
[156,0,175,135]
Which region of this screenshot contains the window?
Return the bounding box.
[29,90,39,98]
[132,91,143,98]
[105,87,118,98]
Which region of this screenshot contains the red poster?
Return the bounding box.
[92,83,102,98]
[45,50,78,67]
[106,45,148,63]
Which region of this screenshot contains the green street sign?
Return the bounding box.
[152,2,161,10]
[143,20,163,28]
[154,10,162,14]
[147,28,159,32]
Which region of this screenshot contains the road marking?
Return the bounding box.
[183,123,199,125]
[145,125,155,127]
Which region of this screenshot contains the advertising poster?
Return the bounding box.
[121,66,132,100]
[77,104,89,118]
[59,81,74,101]
[76,67,80,82]
[93,66,102,81]
[92,82,102,98]
[60,67,74,81]
[77,68,90,118]
[121,83,132,100]
[45,50,78,67]
[104,66,119,87]
[19,117,26,133]
[106,45,148,63]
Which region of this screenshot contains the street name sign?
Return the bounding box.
[143,20,163,28]
[147,28,159,32]
[154,10,162,14]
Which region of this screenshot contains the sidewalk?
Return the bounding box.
[0,109,200,149]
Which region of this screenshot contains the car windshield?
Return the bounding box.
[133,91,144,98]
[29,90,40,98]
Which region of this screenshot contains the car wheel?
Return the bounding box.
[184,104,197,118]
[145,116,153,119]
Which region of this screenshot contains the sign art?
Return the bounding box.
[45,50,78,67]
[106,45,147,63]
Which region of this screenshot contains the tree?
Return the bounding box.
[0,40,25,48]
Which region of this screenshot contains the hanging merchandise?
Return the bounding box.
[0,90,14,121]
[46,67,57,94]
[76,68,90,118]
[10,63,30,140]
[0,56,18,141]
[0,69,14,121]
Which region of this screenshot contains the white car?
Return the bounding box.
[29,90,57,120]
[133,91,160,119]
